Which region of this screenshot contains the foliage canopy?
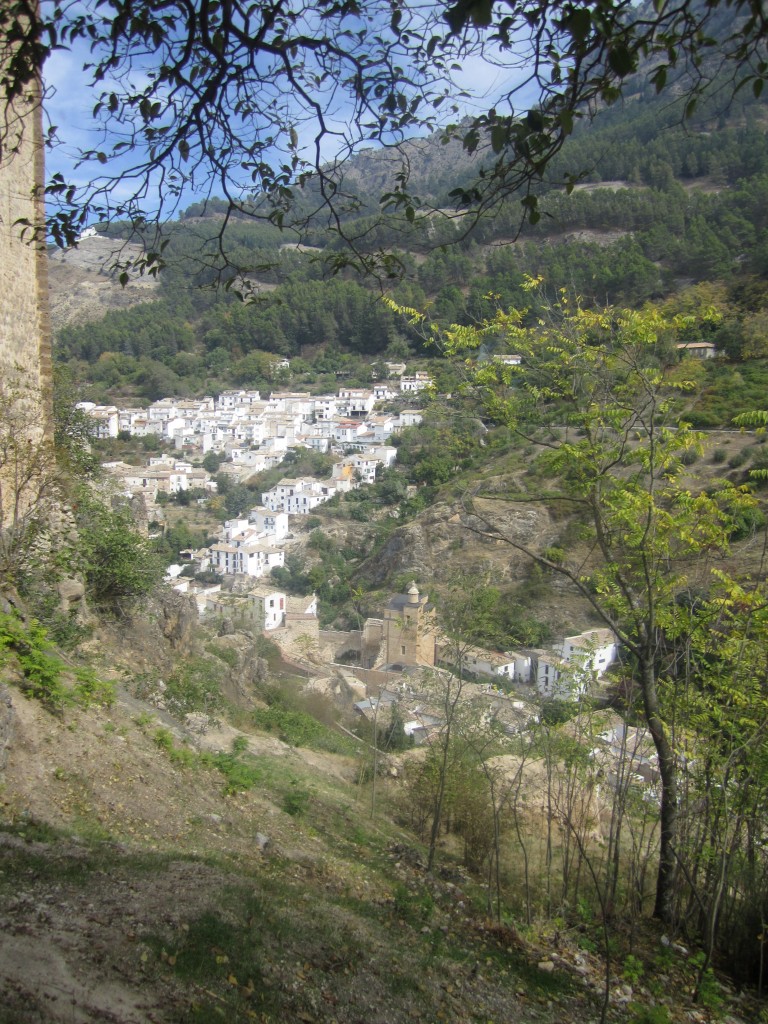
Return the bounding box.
[3,1,767,268]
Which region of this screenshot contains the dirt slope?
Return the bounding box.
[0,681,614,1024]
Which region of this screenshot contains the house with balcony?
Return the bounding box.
[208,540,285,578]
[400,372,433,393]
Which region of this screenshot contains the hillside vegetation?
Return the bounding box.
[0,603,762,1024]
[5,57,768,1024]
[51,81,768,417]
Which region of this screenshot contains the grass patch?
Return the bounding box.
[200,748,263,796]
[282,780,311,817]
[205,641,239,668]
[153,730,264,796]
[153,727,198,768]
[145,889,298,1021]
[251,705,357,756]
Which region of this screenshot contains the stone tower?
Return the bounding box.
[0,28,54,534]
[0,39,53,431]
[383,581,437,668]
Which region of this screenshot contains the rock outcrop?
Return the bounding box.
[0,685,15,773]
[160,590,199,649]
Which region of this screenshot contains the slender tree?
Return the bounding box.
[396,292,761,923]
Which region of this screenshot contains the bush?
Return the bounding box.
[282,781,311,816]
[75,488,166,610]
[163,656,225,717]
[251,705,357,755]
[0,612,114,713]
[729,505,766,541]
[153,727,197,768]
[628,1007,671,1024]
[542,545,566,564]
[201,739,262,795]
[728,448,750,469]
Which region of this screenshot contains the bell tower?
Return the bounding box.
[383,581,437,668]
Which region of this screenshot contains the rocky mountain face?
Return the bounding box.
[47,235,160,332]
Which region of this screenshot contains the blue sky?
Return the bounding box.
[41,12,541,230]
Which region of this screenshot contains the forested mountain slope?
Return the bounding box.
[51,78,768,419]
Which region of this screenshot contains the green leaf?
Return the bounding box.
[652,66,667,93]
[490,123,507,154]
[564,8,591,44]
[608,45,635,78]
[445,0,493,33]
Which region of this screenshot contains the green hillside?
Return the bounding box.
[53,79,768,419]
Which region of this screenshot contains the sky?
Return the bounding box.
[40,7,542,231]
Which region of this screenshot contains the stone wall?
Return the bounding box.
[0,59,53,432]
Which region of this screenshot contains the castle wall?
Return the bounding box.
[0,63,53,430]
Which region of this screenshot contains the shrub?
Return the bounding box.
[728,448,750,469]
[153,727,197,768]
[0,611,114,713]
[622,954,644,985]
[628,1006,671,1024]
[251,705,356,755]
[282,781,311,816]
[729,505,766,541]
[163,656,225,717]
[542,545,566,564]
[201,746,262,796]
[205,642,239,668]
[75,488,166,611]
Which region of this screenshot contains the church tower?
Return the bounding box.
[383,581,437,668]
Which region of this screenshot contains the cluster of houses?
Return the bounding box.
[356,581,619,702]
[77,375,428,463]
[463,628,619,701]
[98,455,217,502]
[338,581,652,808]
[80,386,423,600]
[317,581,620,753]
[79,385,424,520]
[80,378,642,787]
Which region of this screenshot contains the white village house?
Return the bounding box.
[458,629,618,702]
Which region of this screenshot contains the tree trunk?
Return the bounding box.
[640,656,678,923]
